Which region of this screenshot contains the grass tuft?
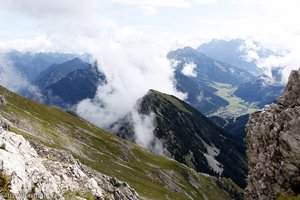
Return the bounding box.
[0,171,16,200]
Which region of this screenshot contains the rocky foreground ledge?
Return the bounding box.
[245,69,300,200]
[0,125,138,200]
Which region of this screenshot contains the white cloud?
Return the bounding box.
[241,0,299,10]
[132,111,156,149]
[239,41,261,62]
[72,27,186,153]
[192,0,217,4]
[139,6,157,16]
[0,36,53,52]
[112,0,190,7]
[111,0,217,8]
[243,50,259,62]
[119,0,218,18]
[0,52,45,102]
[131,0,217,16]
[74,27,185,144]
[196,90,211,103]
[237,38,300,84]
[130,110,165,155]
[257,50,300,84]
[244,40,261,51]
[181,62,197,77]
[1,0,217,19]
[0,0,219,30]
[197,91,205,102]
[0,54,28,91]
[1,0,99,18]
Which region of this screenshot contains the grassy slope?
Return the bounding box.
[209,82,259,117]
[0,86,232,200]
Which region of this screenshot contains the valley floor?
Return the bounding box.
[209,82,259,118]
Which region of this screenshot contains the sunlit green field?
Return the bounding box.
[209,82,259,117]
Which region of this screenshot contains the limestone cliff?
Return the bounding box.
[245,69,300,199]
[0,127,138,200]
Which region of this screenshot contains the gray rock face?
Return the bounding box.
[245,69,300,200]
[214,178,244,200]
[0,119,10,131]
[0,129,138,200]
[0,95,6,105]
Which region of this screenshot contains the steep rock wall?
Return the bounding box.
[245,69,300,199]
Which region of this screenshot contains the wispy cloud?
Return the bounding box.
[181,62,197,77]
[0,36,53,52]
[76,28,185,128]
[130,110,165,155]
[111,0,217,7]
[0,54,28,91]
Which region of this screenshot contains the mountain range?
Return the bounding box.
[0,39,290,199]
[234,74,284,108]
[0,85,242,200]
[4,50,79,81]
[1,41,285,153]
[197,39,281,76]
[42,64,105,109]
[32,57,91,90]
[169,46,256,116]
[2,39,285,117]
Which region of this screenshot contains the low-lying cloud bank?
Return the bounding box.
[240,39,299,84]
[73,31,185,154]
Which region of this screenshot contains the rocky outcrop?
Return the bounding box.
[0,95,6,105]
[214,178,244,200]
[245,69,300,200]
[0,118,10,131]
[0,129,138,200]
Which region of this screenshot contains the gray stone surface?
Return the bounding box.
[0,95,6,105]
[245,69,300,200]
[0,129,138,200]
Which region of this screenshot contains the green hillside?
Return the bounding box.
[209,82,259,118]
[0,85,235,200]
[123,89,247,188]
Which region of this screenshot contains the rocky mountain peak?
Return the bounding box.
[245,69,300,200]
[277,69,300,107]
